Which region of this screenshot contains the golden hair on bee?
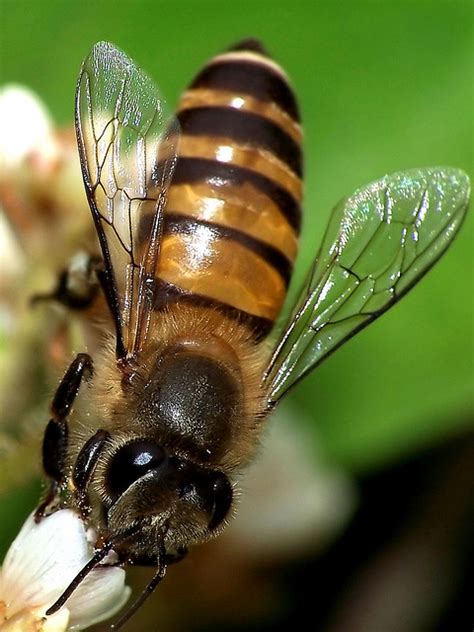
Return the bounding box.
[80,303,270,471]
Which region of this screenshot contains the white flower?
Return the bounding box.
[0,85,58,172]
[0,509,131,631]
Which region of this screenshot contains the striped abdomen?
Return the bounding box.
[156,39,303,338]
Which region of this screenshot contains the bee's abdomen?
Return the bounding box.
[156,40,302,338]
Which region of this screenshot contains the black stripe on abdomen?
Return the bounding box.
[177,107,302,177]
[152,277,273,340]
[163,212,292,287]
[190,60,300,122]
[171,157,301,231]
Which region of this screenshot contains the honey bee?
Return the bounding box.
[37,39,469,627]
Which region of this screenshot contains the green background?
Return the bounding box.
[0,0,472,560]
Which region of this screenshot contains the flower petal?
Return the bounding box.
[0,509,130,630]
[67,567,131,630]
[0,85,57,171]
[0,510,94,614]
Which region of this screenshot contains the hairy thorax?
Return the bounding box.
[137,339,243,464]
[85,305,270,478]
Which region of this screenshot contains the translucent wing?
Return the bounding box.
[75,41,179,360]
[264,167,470,404]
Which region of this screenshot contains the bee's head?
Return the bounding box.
[99,439,233,553]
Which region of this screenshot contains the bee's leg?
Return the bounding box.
[72,429,110,514]
[35,353,93,522]
[110,543,168,630]
[31,252,101,310]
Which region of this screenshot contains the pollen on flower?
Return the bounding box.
[0,509,131,631]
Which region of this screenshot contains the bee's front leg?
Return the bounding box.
[72,429,110,515]
[35,353,93,522]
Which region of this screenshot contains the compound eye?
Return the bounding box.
[207,472,233,531]
[107,440,166,500]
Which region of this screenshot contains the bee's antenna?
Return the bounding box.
[46,540,114,616]
[110,543,167,630]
